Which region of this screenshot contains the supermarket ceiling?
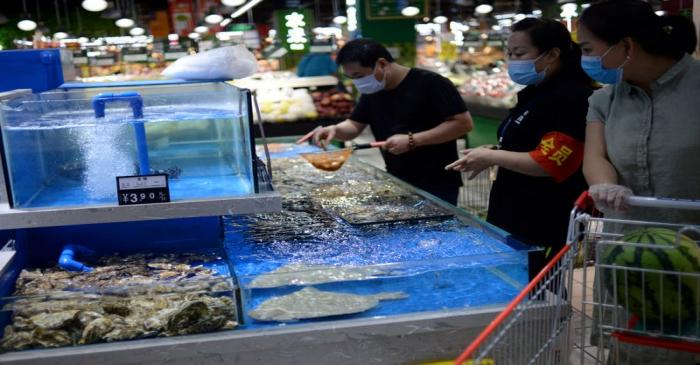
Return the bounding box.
[0,0,675,30]
[0,1,538,26]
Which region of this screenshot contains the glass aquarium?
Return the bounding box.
[0,81,256,208]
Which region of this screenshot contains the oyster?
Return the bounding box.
[80,317,114,344]
[33,328,73,348]
[3,252,237,351]
[0,331,34,351]
[249,264,389,289]
[30,310,79,330]
[165,301,209,333]
[249,287,407,322]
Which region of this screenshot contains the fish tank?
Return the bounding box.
[0,81,260,209]
[226,143,531,328]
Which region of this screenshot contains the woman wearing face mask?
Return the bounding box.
[446,18,593,278]
[298,39,473,204]
[579,0,700,225]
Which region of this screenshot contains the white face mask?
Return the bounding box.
[352,66,386,94]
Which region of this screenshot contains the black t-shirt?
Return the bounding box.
[486,72,592,248]
[350,68,467,192]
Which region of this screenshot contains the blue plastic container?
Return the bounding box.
[0,49,67,93]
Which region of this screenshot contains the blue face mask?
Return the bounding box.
[581,45,628,84]
[507,53,547,86]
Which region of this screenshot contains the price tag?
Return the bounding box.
[116,174,170,206]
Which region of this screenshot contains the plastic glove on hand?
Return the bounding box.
[588,184,633,212]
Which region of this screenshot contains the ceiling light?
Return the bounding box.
[205,13,224,24]
[195,25,209,33]
[514,13,526,21]
[17,19,37,31]
[168,33,179,41]
[78,37,89,43]
[433,15,448,24]
[475,4,494,15]
[231,0,263,19]
[115,18,135,28]
[81,0,108,12]
[333,15,347,24]
[401,6,420,17]
[188,32,200,40]
[220,18,232,27]
[129,27,145,36]
[655,10,666,16]
[222,0,246,6]
[54,31,68,39]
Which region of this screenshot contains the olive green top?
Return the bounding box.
[587,54,700,225]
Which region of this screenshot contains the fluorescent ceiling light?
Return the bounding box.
[401,6,420,17]
[220,18,232,27]
[222,0,246,6]
[333,15,347,24]
[655,10,666,16]
[231,0,263,19]
[475,4,494,15]
[168,33,179,41]
[17,19,37,31]
[54,31,68,39]
[433,15,448,24]
[115,18,135,28]
[205,13,224,24]
[81,0,108,12]
[188,32,200,39]
[195,25,209,33]
[129,27,145,36]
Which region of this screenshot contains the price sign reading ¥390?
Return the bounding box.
[116,174,170,206]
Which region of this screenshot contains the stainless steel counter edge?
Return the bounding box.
[0,305,506,365]
[0,192,282,229]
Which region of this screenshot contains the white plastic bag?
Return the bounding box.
[161,45,258,80]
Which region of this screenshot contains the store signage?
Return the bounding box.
[116,174,170,206]
[276,9,313,52]
[365,0,428,20]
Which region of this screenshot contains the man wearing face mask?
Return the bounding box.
[446,19,592,278]
[298,38,473,204]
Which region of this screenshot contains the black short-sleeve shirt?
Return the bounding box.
[350,68,467,192]
[487,71,592,248]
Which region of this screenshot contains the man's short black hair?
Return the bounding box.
[336,38,395,67]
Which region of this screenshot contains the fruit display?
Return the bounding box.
[601,227,700,324]
[310,90,354,119]
[258,87,319,122]
[459,70,522,109]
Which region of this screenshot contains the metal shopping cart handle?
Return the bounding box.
[575,191,700,211]
[626,196,700,210]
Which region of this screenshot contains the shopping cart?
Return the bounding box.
[453,193,700,365]
[572,194,700,364]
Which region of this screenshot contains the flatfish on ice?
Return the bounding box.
[249,287,407,322]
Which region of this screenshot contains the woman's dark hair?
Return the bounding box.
[580,0,697,60]
[336,38,394,67]
[511,18,591,83]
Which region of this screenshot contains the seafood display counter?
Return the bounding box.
[0,140,542,365]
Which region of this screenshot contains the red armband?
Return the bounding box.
[528,132,584,183]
